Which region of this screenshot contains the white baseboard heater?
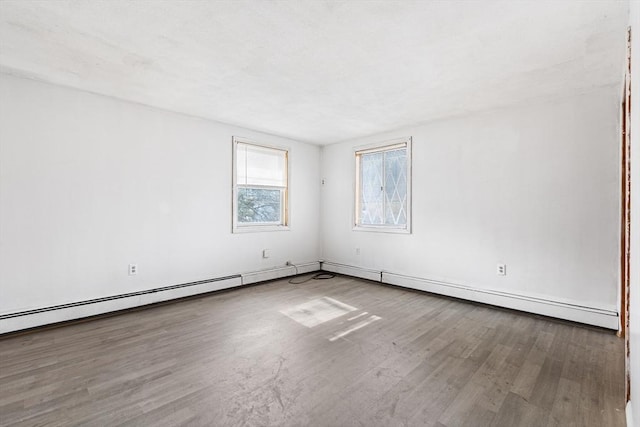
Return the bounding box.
[0,260,616,333]
[0,261,320,334]
[321,261,619,330]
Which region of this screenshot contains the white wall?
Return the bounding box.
[0,73,320,315]
[627,1,639,425]
[321,86,621,321]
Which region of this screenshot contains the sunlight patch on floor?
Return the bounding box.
[279,297,357,328]
[328,315,382,341]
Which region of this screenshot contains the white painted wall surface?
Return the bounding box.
[321,86,620,314]
[627,1,639,425]
[0,73,320,315]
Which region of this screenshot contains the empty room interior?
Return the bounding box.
[1,1,639,426]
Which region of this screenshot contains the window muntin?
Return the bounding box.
[233,138,289,232]
[355,139,411,232]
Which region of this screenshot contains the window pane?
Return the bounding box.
[237,142,286,186]
[384,148,407,226]
[360,152,384,225]
[237,188,282,223]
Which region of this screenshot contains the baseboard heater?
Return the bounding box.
[1,260,616,333]
[321,261,619,330]
[0,261,320,334]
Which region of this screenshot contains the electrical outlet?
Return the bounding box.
[497,263,506,276]
[128,264,138,276]
[355,248,361,255]
[286,260,292,266]
[262,249,270,259]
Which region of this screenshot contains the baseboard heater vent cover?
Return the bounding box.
[0,275,242,334]
[321,261,618,330]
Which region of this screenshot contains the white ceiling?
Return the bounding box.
[0,0,629,144]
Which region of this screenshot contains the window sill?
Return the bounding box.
[353,225,411,234]
[233,225,290,234]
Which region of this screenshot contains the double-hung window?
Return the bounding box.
[354,138,411,233]
[233,137,289,232]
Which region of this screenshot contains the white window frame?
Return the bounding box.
[353,137,412,234]
[232,136,290,233]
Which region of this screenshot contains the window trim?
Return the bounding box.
[232,136,290,233]
[353,137,412,234]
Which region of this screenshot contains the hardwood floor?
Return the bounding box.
[0,275,626,426]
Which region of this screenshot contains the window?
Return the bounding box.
[233,137,289,232]
[354,138,411,233]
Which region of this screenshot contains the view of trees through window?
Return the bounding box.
[237,188,282,223]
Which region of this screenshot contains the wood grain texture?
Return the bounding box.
[0,275,626,426]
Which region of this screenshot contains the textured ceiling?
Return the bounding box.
[0,0,629,144]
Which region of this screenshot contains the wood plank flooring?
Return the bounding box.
[0,275,626,426]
